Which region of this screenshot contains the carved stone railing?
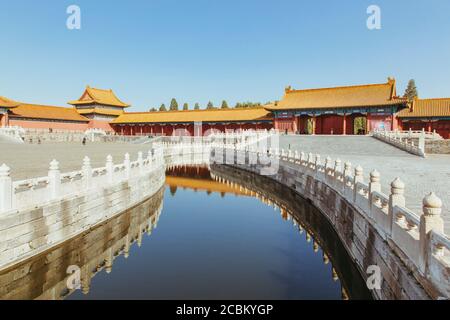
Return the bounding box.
[372,129,429,157]
[0,126,24,143]
[0,149,164,214]
[212,145,449,299]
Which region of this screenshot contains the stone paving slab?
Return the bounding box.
[279,135,450,234]
[0,141,150,181]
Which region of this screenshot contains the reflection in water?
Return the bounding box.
[209,164,373,300]
[0,189,164,300]
[0,164,371,300]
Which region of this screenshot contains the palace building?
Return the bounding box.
[397,98,450,139]
[0,96,89,131]
[111,107,273,136]
[1,78,450,138]
[266,78,409,134]
[68,86,130,132]
[0,96,20,127]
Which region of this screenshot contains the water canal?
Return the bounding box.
[0,165,372,300]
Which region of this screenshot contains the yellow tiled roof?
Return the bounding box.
[77,108,124,116]
[10,103,89,122]
[69,86,130,108]
[112,107,273,124]
[0,96,20,108]
[397,98,450,118]
[266,78,406,111]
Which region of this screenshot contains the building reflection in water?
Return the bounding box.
[166,163,371,300]
[0,188,164,300]
[165,165,250,198]
[208,164,372,300]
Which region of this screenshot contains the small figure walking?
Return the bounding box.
[82,137,86,146]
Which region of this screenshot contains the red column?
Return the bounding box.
[343,114,347,135]
[366,114,371,134]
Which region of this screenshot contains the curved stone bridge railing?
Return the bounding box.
[372,130,426,157]
[209,145,449,299]
[0,148,166,269]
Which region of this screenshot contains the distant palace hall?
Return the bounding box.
[1,78,449,138]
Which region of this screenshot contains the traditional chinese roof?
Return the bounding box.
[266,78,407,111]
[9,103,89,122]
[112,107,272,124]
[0,96,20,108]
[397,98,450,118]
[68,86,130,108]
[77,108,124,117]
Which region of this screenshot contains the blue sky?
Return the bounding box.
[1,0,449,111]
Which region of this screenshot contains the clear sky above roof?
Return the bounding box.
[1,0,449,111]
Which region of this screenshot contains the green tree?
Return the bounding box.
[354,117,367,134]
[194,103,200,110]
[159,103,167,111]
[149,107,157,112]
[183,103,189,110]
[404,79,418,101]
[206,101,214,109]
[170,98,179,111]
[221,100,229,109]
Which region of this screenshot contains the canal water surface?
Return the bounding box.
[0,165,371,300]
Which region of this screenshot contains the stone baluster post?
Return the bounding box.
[353,165,363,203]
[418,130,425,155]
[148,150,153,166]
[300,152,305,166]
[388,178,405,235]
[288,149,293,161]
[324,156,332,176]
[82,156,92,190]
[334,159,341,179]
[343,162,352,178]
[308,153,314,169]
[124,153,131,179]
[314,155,321,178]
[419,193,444,274]
[369,170,381,215]
[48,159,61,200]
[333,159,342,189]
[0,164,12,213]
[138,151,144,174]
[106,155,114,184]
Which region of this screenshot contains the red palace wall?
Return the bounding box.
[87,119,115,132]
[112,122,273,136]
[274,118,296,133]
[400,119,450,139]
[8,119,89,131]
[275,114,397,135]
[0,114,7,127]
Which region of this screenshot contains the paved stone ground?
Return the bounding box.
[0,141,150,180]
[279,135,450,234]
